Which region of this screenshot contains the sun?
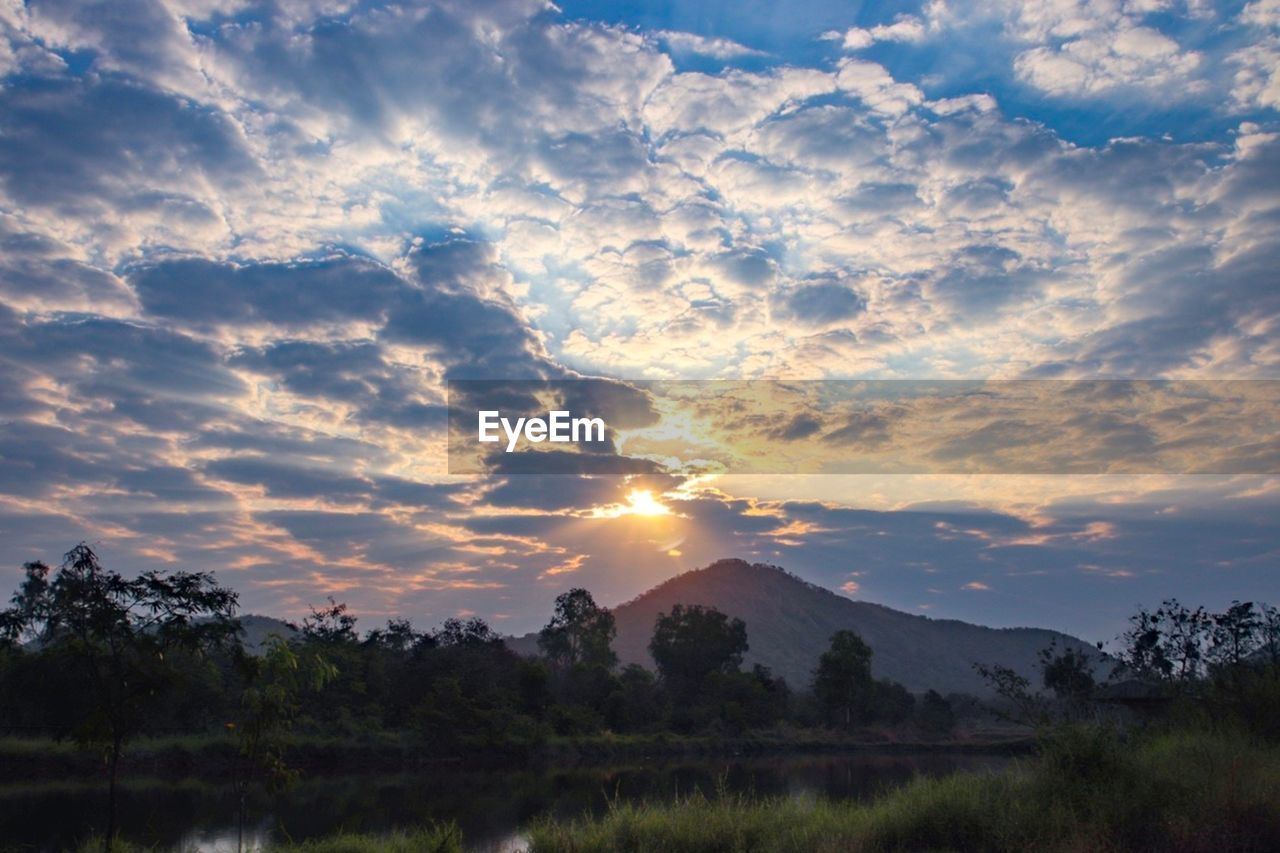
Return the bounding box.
[623,489,670,517]
[591,488,672,518]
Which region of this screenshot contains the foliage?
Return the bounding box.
[1110,598,1278,688]
[973,661,1051,728]
[0,543,239,849]
[1038,639,1096,703]
[527,728,1280,852]
[649,604,747,702]
[813,630,873,728]
[266,824,463,852]
[917,689,955,735]
[435,616,502,648]
[229,635,338,850]
[538,587,617,671]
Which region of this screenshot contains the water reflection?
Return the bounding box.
[1,752,1010,852]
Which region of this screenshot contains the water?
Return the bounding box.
[0,752,1011,852]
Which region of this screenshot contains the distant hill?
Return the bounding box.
[509,558,1102,696]
[235,613,297,652]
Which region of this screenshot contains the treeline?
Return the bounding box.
[979,598,1280,739]
[0,549,962,753]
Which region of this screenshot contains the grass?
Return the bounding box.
[53,727,1280,852]
[526,726,1280,852]
[265,825,463,853]
[541,726,1031,761]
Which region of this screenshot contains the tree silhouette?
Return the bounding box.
[649,604,747,701]
[813,630,874,727]
[538,588,617,671]
[0,544,239,851]
[1039,639,1096,706]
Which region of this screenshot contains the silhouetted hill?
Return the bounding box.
[235,613,297,652]
[510,559,1102,696]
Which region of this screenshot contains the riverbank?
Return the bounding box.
[528,727,1280,852]
[0,726,1032,782]
[59,727,1275,852]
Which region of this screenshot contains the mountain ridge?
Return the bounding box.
[508,558,1102,696]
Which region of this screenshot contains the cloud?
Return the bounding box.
[654,30,766,60]
[774,277,868,326]
[132,254,406,330]
[829,15,928,51]
[1012,26,1201,98]
[0,0,1274,635]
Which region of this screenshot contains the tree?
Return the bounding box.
[1114,599,1210,685]
[870,678,915,724]
[299,597,358,645]
[973,662,1050,729]
[813,630,874,727]
[1163,601,1211,681]
[1260,604,1280,666]
[0,544,239,850]
[1210,601,1261,669]
[228,636,336,853]
[918,689,955,735]
[538,588,617,671]
[1039,640,1096,705]
[605,663,665,732]
[649,604,747,701]
[364,618,431,654]
[435,616,502,648]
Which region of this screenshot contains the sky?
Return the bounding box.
[0,0,1277,645]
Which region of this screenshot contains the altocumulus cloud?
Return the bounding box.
[0,0,1274,636]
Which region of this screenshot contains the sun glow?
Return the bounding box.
[591,488,672,518]
[625,489,671,516]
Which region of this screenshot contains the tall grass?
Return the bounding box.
[265,825,462,853]
[528,727,1280,852]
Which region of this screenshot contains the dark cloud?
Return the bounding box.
[0,314,247,438]
[929,245,1047,322]
[204,457,372,502]
[383,239,549,377]
[822,410,894,448]
[132,254,406,329]
[484,449,672,476]
[767,413,823,441]
[943,177,1012,214]
[774,276,867,325]
[231,340,445,429]
[370,477,469,510]
[0,219,133,308]
[707,247,778,288]
[0,74,253,215]
[539,130,652,190]
[839,182,922,214]
[756,105,886,168]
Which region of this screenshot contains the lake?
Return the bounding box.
[1,751,1012,851]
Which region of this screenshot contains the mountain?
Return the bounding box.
[509,559,1101,696]
[235,613,297,652]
